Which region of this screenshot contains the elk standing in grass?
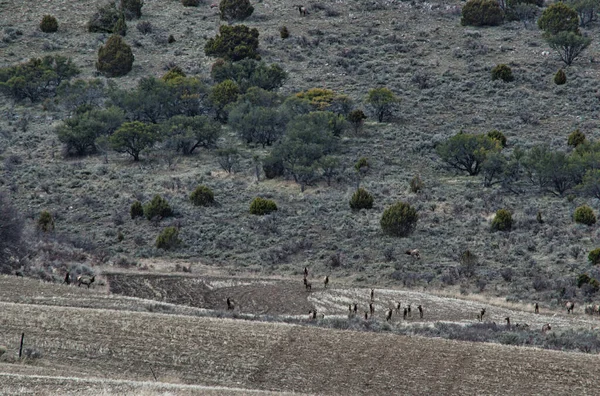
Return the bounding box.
[405,249,420,259]
[15,270,23,277]
[369,303,374,317]
[304,266,308,278]
[407,304,412,318]
[386,308,393,322]
[353,304,358,314]
[566,301,575,314]
[403,307,408,320]
[324,275,329,289]
[304,277,311,291]
[370,288,374,302]
[77,275,95,288]
[417,305,423,319]
[295,5,307,16]
[395,302,401,313]
[364,311,369,320]
[542,323,551,333]
[226,297,234,310]
[534,303,539,314]
[505,317,511,329]
[477,308,486,322]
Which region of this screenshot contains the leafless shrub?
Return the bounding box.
[136,21,153,35]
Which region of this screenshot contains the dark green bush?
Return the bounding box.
[38,210,55,232]
[205,25,260,62]
[249,197,278,215]
[130,200,144,219]
[181,0,200,6]
[354,157,370,172]
[487,130,507,147]
[220,0,254,22]
[380,201,418,237]
[120,0,143,20]
[589,249,600,264]
[568,129,585,147]
[574,205,596,226]
[554,69,567,85]
[461,0,504,26]
[190,185,215,207]
[538,2,579,35]
[144,195,173,220]
[409,175,424,193]
[156,226,181,250]
[96,35,134,77]
[263,155,284,179]
[210,59,287,92]
[88,2,121,33]
[491,64,514,82]
[350,188,374,210]
[577,273,600,293]
[347,109,367,134]
[279,26,290,39]
[491,209,512,231]
[40,15,58,33]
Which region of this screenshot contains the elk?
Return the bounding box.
[566,301,575,314]
[395,302,401,313]
[304,277,312,291]
[304,266,308,278]
[226,297,234,310]
[353,303,358,314]
[541,323,551,333]
[369,303,374,316]
[308,310,317,320]
[417,305,423,319]
[477,308,486,322]
[534,302,539,314]
[386,308,393,322]
[64,272,71,285]
[505,317,510,328]
[405,249,420,259]
[364,311,369,320]
[370,288,374,301]
[407,304,412,318]
[296,5,307,16]
[77,275,95,288]
[15,270,23,277]
[348,305,354,318]
[403,307,408,320]
[324,275,329,289]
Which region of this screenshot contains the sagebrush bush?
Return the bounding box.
[491,64,513,82]
[574,205,596,226]
[487,130,507,148]
[355,157,370,172]
[554,69,567,85]
[144,195,173,220]
[589,248,600,265]
[409,175,424,193]
[461,0,504,27]
[250,197,278,215]
[130,200,144,219]
[491,209,512,231]
[279,26,289,39]
[568,129,585,147]
[349,188,374,210]
[182,0,200,6]
[96,35,134,77]
[38,210,55,232]
[190,185,215,207]
[380,201,418,237]
[40,15,58,33]
[120,0,143,20]
[156,226,181,250]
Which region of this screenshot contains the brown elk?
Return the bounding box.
[304,266,308,278]
[386,308,393,322]
[308,310,317,320]
[407,304,412,318]
[534,303,539,314]
[369,303,375,316]
[370,288,374,301]
[477,308,486,322]
[15,270,23,277]
[566,301,575,314]
[77,275,95,288]
[304,278,312,291]
[64,272,71,285]
[541,323,551,333]
[403,307,408,320]
[324,275,329,289]
[226,297,234,310]
[296,5,307,16]
[405,249,420,259]
[395,302,402,313]
[353,303,358,314]
[505,317,510,328]
[417,305,423,319]
[364,311,369,320]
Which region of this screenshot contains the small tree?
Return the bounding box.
[40,15,58,33]
[487,130,507,148]
[380,201,418,237]
[320,155,340,186]
[190,185,215,207]
[209,80,240,122]
[348,109,367,134]
[491,64,514,82]
[217,147,240,173]
[578,169,600,200]
[109,121,159,161]
[130,200,144,219]
[96,35,134,77]
[156,226,181,250]
[38,210,55,232]
[250,197,278,215]
[436,133,501,176]
[554,68,567,85]
[163,115,221,155]
[204,25,260,62]
[574,205,596,225]
[409,175,424,193]
[546,31,591,66]
[365,87,399,122]
[220,0,254,22]
[461,0,505,26]
[350,188,374,210]
[568,129,586,148]
[144,195,173,220]
[88,2,121,33]
[491,209,512,231]
[589,248,600,265]
[538,2,579,35]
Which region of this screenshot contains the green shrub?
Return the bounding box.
[491,64,514,82]
[88,2,121,33]
[491,209,512,231]
[144,195,173,220]
[461,0,504,27]
[220,0,254,22]
[190,185,215,207]
[162,66,186,82]
[211,59,287,92]
[263,155,284,179]
[279,26,290,39]
[409,175,424,193]
[574,205,596,225]
[156,227,181,250]
[538,2,579,35]
[296,88,336,110]
[182,0,200,6]
[130,201,144,219]
[120,0,143,20]
[350,188,374,210]
[355,157,370,172]
[589,249,600,264]
[380,201,418,237]
[249,197,278,215]
[96,35,134,77]
[365,87,399,122]
[205,25,260,62]
[554,69,567,85]
[568,129,586,147]
[347,109,367,134]
[38,210,55,232]
[40,15,58,33]
[487,130,507,148]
